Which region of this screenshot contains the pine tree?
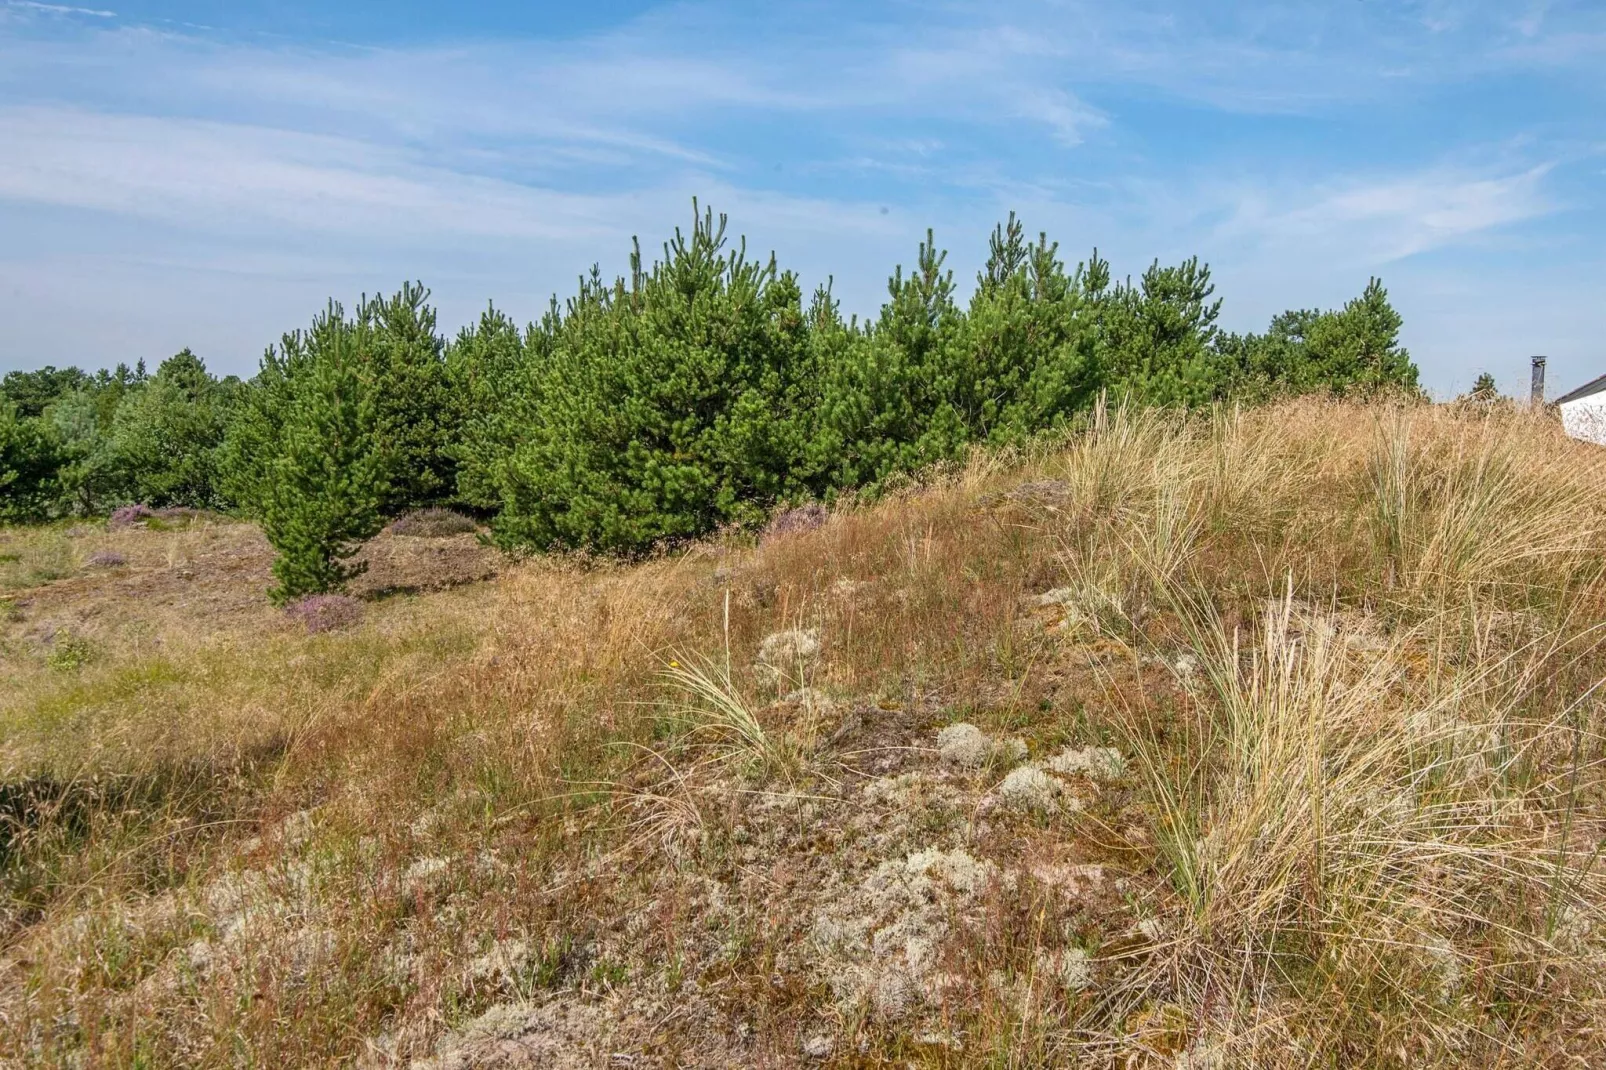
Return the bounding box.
[815,229,968,487]
[219,327,316,517]
[255,306,388,601]
[495,204,818,553]
[1470,372,1498,402]
[1219,278,1419,399]
[1,366,92,418]
[1094,257,1226,406]
[361,282,454,510]
[961,215,1101,442]
[48,389,128,514]
[0,401,63,522]
[445,304,533,512]
[111,349,233,507]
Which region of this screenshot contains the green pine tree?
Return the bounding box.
[1220,278,1419,399]
[256,305,389,601]
[814,228,968,487]
[47,388,129,515]
[360,282,455,511]
[111,349,235,507]
[0,400,64,522]
[1094,257,1225,406]
[494,204,819,554]
[1,366,92,418]
[445,303,533,512]
[961,215,1102,443]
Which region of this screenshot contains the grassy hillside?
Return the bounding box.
[2,400,1604,1068]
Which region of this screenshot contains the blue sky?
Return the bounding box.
[1,0,1602,397]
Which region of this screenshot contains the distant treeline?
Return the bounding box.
[1,207,1418,598]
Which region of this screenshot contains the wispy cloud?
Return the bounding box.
[0,105,912,251]
[1220,165,1557,262]
[3,1,114,17]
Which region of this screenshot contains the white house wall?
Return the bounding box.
[1561,395,1606,446]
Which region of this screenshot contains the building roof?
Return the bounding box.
[1555,373,1606,406]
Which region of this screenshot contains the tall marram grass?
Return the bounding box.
[1114,589,1606,1061]
[1042,400,1606,1064]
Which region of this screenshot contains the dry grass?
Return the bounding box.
[2,399,1605,1068]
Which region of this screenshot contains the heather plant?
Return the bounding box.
[762,501,828,540]
[282,592,365,633]
[388,507,478,537]
[107,503,155,529]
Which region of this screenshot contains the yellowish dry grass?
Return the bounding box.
[1,399,1604,1068]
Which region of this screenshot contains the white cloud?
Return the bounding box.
[1222,165,1556,262]
[4,1,114,17]
[0,105,636,242]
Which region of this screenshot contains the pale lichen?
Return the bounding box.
[995,765,1069,812]
[1043,745,1125,782]
[936,723,1027,768]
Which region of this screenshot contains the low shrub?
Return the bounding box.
[107,504,155,530]
[44,628,94,671]
[283,593,365,634]
[388,507,478,538]
[762,502,828,541]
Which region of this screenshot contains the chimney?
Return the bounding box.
[1531,356,1547,405]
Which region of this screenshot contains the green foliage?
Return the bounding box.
[1095,257,1225,406]
[45,390,127,515]
[0,401,64,522]
[1220,278,1417,399]
[221,283,448,523]
[254,305,389,602]
[492,204,821,554]
[0,362,150,517]
[361,282,455,511]
[45,628,95,672]
[962,216,1102,442]
[1469,372,1498,402]
[110,350,237,508]
[218,338,301,519]
[814,230,967,488]
[6,206,1426,570]
[1,366,93,418]
[445,304,531,512]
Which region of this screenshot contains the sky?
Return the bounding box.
[1,0,1603,398]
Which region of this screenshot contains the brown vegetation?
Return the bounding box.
[1,400,1604,1067]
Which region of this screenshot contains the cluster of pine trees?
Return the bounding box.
[2,207,1418,600]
